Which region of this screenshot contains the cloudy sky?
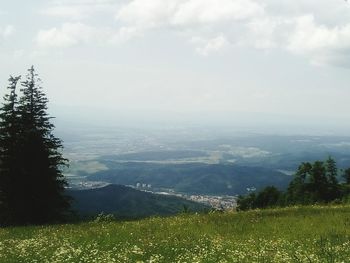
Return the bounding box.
[1,0,350,129]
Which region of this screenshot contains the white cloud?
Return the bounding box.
[171,0,263,25]
[115,0,264,56]
[108,26,143,43]
[13,49,25,60]
[116,0,264,28]
[116,0,177,28]
[36,0,350,65]
[52,0,114,3]
[191,35,230,56]
[41,6,88,20]
[0,25,14,40]
[115,0,350,64]
[245,17,290,49]
[36,23,137,48]
[41,0,117,20]
[287,15,350,66]
[36,23,100,48]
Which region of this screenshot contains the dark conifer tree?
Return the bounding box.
[325,156,340,200]
[325,156,338,185]
[344,168,350,184]
[287,159,340,204]
[309,161,329,201]
[326,156,338,184]
[0,66,71,225]
[286,162,312,204]
[0,76,21,223]
[16,66,71,224]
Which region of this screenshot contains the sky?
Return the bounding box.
[1,0,350,131]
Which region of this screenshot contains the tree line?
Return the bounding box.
[0,67,70,225]
[237,157,350,210]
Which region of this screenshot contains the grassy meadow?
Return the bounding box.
[1,205,350,262]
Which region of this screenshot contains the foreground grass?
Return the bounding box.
[1,206,350,262]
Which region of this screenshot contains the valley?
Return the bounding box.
[60,126,350,213]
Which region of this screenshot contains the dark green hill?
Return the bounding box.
[87,163,291,195]
[68,184,208,218]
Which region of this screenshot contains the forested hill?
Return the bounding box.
[67,184,208,218]
[87,163,291,195]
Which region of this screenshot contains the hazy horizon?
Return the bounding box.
[49,105,350,137]
[1,0,350,135]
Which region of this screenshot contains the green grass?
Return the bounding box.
[1,205,350,262]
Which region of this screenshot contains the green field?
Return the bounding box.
[1,205,350,262]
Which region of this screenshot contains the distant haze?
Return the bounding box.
[51,106,350,137]
[1,0,350,134]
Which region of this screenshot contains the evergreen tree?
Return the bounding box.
[309,161,328,202]
[254,186,282,208]
[0,66,71,225]
[287,160,338,204]
[237,192,257,211]
[325,156,338,185]
[343,168,350,184]
[0,76,21,223]
[16,66,70,224]
[240,157,349,211]
[286,162,312,204]
[325,156,340,200]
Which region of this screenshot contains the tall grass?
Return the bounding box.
[1,205,350,262]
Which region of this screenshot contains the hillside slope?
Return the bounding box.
[2,205,350,262]
[68,184,208,218]
[87,162,290,195]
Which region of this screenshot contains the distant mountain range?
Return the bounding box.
[86,163,292,195]
[67,184,208,219]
